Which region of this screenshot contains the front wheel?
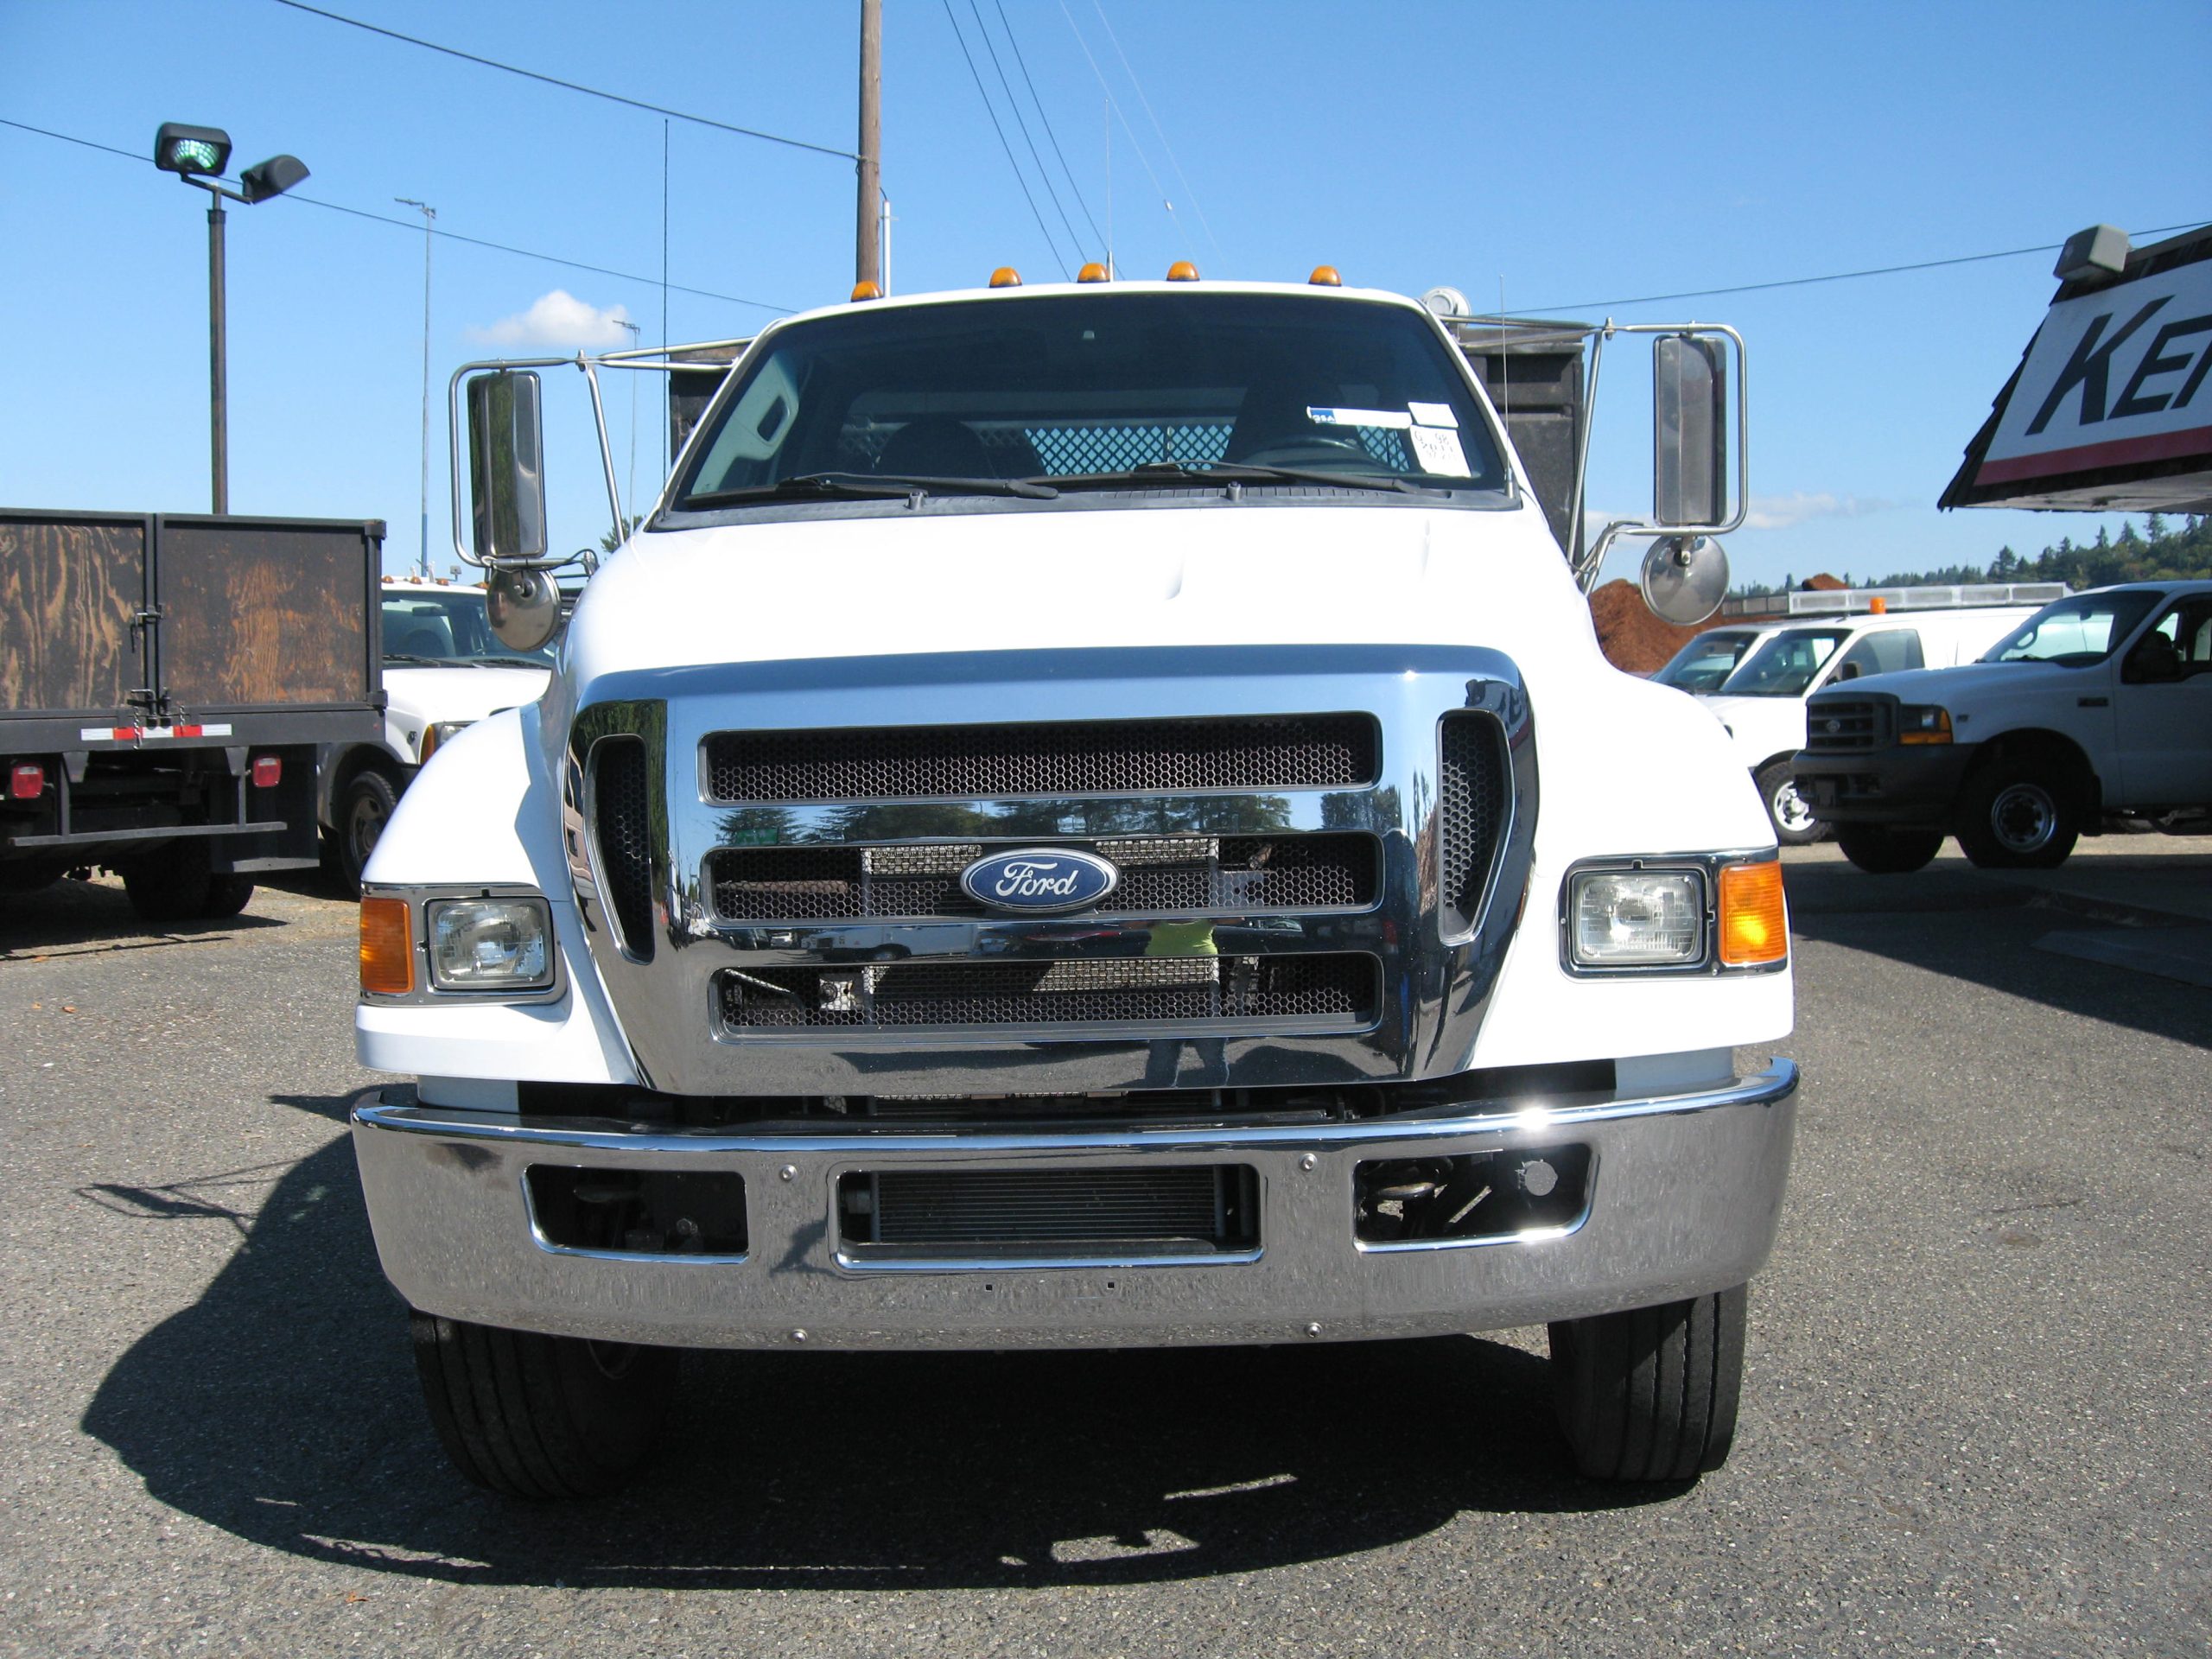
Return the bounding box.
[1954,762,2080,868]
[1834,824,1943,874]
[337,770,402,894]
[1755,760,1827,846]
[410,1311,677,1498]
[1549,1285,1746,1481]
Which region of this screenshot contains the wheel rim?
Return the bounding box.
[347,791,387,865]
[1770,778,1816,836]
[1990,782,2057,853]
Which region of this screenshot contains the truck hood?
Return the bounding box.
[1808,660,2070,709]
[563,502,1599,696]
[384,664,550,727]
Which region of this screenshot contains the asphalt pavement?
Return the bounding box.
[1,845,2205,1657]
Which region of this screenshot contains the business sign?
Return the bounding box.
[1943,230,2212,512]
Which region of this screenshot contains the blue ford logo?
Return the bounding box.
[960,848,1119,913]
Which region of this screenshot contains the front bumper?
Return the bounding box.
[1791,743,1978,828]
[350,1059,1796,1350]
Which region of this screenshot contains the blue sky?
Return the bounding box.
[3,0,2207,588]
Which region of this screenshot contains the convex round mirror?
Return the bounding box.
[486,566,563,653]
[1640,535,1731,627]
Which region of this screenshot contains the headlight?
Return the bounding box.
[1897,705,1951,745]
[419,719,474,762]
[428,897,553,990]
[1567,870,1703,967]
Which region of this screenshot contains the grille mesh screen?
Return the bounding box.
[710,834,1378,921]
[703,715,1376,804]
[1438,713,1508,939]
[593,737,656,960]
[719,953,1376,1031]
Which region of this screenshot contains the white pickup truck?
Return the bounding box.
[1796,582,2212,869]
[348,275,1796,1497]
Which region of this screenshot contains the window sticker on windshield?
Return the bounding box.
[1307,406,1413,429]
[1408,424,1471,476]
[1408,401,1459,429]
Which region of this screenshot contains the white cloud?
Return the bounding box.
[1742,492,1900,532]
[468,289,633,350]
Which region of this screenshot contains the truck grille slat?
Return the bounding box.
[718,953,1377,1032]
[710,833,1378,922]
[1804,699,1883,751]
[1439,712,1509,938]
[592,737,656,959]
[703,714,1377,803]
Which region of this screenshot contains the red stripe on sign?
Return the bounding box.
[1976,423,2212,486]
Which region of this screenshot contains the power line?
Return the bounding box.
[270,0,855,161]
[1089,0,1224,270]
[1,116,796,314]
[969,0,1086,264]
[995,0,1108,256]
[1057,0,1189,262]
[940,0,1071,277]
[1529,220,2211,313]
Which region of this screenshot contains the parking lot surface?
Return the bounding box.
[2,847,2206,1656]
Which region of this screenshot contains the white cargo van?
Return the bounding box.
[1700,601,2049,842]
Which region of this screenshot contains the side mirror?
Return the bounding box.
[1653,334,1728,527]
[1639,534,1731,626]
[466,371,548,562]
[485,566,563,654]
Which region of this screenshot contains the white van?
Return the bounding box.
[1701,607,2044,842]
[1650,623,1786,693]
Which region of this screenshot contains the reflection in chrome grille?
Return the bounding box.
[592,737,655,960]
[1438,713,1509,938]
[717,953,1377,1031]
[709,834,1379,921]
[702,714,1378,803]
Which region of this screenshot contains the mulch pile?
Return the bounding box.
[1587,573,1844,674]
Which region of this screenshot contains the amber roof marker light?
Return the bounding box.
[850,280,882,302]
[1308,265,1343,286]
[988,267,1022,288]
[1077,262,1110,283]
[1166,261,1200,282]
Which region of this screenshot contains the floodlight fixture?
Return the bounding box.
[239,154,310,204]
[155,123,232,178]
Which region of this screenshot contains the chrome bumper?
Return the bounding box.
[350,1059,1796,1350]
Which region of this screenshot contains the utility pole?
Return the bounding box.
[396,198,436,577]
[856,0,881,289]
[208,194,228,513]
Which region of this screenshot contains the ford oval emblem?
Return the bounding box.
[960,848,1119,913]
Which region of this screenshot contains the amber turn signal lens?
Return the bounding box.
[359,896,414,995]
[1717,861,1788,967]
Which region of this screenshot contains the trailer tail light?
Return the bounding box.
[1717,861,1789,968]
[251,754,282,788]
[359,897,414,995]
[9,763,42,800]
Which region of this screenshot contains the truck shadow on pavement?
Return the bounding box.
[84,1096,1680,1591]
[1782,859,2212,1050]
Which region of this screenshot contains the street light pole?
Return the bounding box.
[207,194,228,513]
[397,198,436,576]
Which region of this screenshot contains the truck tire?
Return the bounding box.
[1548,1284,1745,1481]
[1834,825,1943,874]
[1954,761,2080,869]
[410,1311,676,1499]
[121,841,256,922]
[1755,760,1828,846]
[337,769,401,894]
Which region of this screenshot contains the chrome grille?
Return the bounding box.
[1805,700,1883,751]
[709,833,1379,922]
[702,714,1378,803]
[717,953,1377,1032]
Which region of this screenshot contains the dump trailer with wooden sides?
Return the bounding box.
[1,509,385,920]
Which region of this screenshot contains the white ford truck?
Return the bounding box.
[350,275,1796,1497]
[1796,581,2212,870]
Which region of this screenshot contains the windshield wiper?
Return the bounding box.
[683,470,1057,508]
[476,654,555,670]
[1040,460,1447,497]
[382,652,449,666]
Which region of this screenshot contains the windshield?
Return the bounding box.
[1983,591,2158,666]
[1719,628,1850,697]
[671,291,1508,509]
[382,589,556,667]
[1655,629,1762,692]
